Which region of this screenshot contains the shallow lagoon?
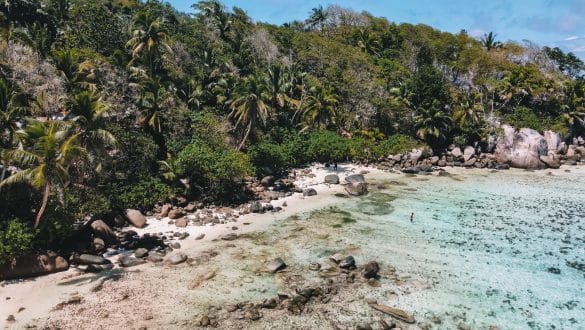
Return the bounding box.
[307,167,585,329]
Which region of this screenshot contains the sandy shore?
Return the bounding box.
[0,163,386,329]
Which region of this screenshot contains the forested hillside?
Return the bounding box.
[1,0,584,261]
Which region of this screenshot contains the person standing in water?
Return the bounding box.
[410,212,414,222]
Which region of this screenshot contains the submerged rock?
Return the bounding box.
[339,256,356,269]
[362,261,380,279]
[265,257,287,273]
[345,182,368,196]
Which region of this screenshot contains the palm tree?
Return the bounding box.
[480,32,502,51]
[193,0,232,40]
[0,79,25,188]
[453,91,483,128]
[355,28,381,55]
[0,120,86,228]
[307,5,328,32]
[126,11,172,75]
[414,101,452,147]
[65,91,116,171]
[137,77,170,157]
[299,85,339,130]
[229,75,271,150]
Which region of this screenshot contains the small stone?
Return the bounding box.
[309,262,321,271]
[329,253,345,264]
[547,267,561,274]
[167,253,187,265]
[199,315,210,326]
[146,253,164,263]
[221,233,238,241]
[170,242,181,249]
[225,304,239,312]
[339,256,356,269]
[303,188,317,196]
[356,323,372,330]
[265,257,287,273]
[362,261,380,279]
[195,233,205,240]
[134,248,148,258]
[175,218,188,227]
[245,308,262,320]
[6,315,15,322]
[118,256,146,268]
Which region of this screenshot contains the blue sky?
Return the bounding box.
[169,0,585,58]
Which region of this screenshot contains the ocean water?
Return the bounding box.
[309,167,585,329]
[179,167,585,329]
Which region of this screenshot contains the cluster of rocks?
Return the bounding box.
[194,254,410,329]
[374,127,585,172]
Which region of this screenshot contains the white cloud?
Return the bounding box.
[565,35,580,40]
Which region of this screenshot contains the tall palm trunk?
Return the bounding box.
[34,183,50,229]
[237,121,253,151]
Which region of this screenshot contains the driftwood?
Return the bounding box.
[368,302,416,324]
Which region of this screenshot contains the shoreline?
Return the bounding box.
[1,163,583,329]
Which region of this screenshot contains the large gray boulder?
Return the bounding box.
[0,254,69,280]
[324,174,340,184]
[90,220,117,245]
[544,130,562,154]
[494,125,548,169]
[407,149,423,162]
[125,209,146,228]
[345,182,368,196]
[463,146,475,162]
[345,174,366,184]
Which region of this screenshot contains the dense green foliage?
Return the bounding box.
[0,0,584,261]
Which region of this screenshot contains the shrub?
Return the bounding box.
[0,218,34,264]
[109,177,175,211]
[249,141,290,176]
[174,140,254,200]
[306,130,349,163]
[503,107,560,133]
[374,134,422,156]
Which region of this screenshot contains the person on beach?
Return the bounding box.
[410,212,414,222]
[334,162,338,171]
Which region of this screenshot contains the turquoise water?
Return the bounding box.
[323,168,585,329]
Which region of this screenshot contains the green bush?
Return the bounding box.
[174,140,254,200]
[249,141,290,176]
[0,218,34,264]
[374,134,423,156]
[109,177,175,211]
[503,107,560,133]
[306,130,349,163]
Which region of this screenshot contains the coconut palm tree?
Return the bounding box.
[65,90,116,171]
[229,75,271,150]
[480,32,502,51]
[414,101,452,147]
[453,91,483,128]
[0,79,26,188]
[126,11,172,75]
[307,5,328,32]
[299,85,339,130]
[0,120,86,228]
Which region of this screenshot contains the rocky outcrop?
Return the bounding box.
[0,254,69,280]
[494,125,549,169]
